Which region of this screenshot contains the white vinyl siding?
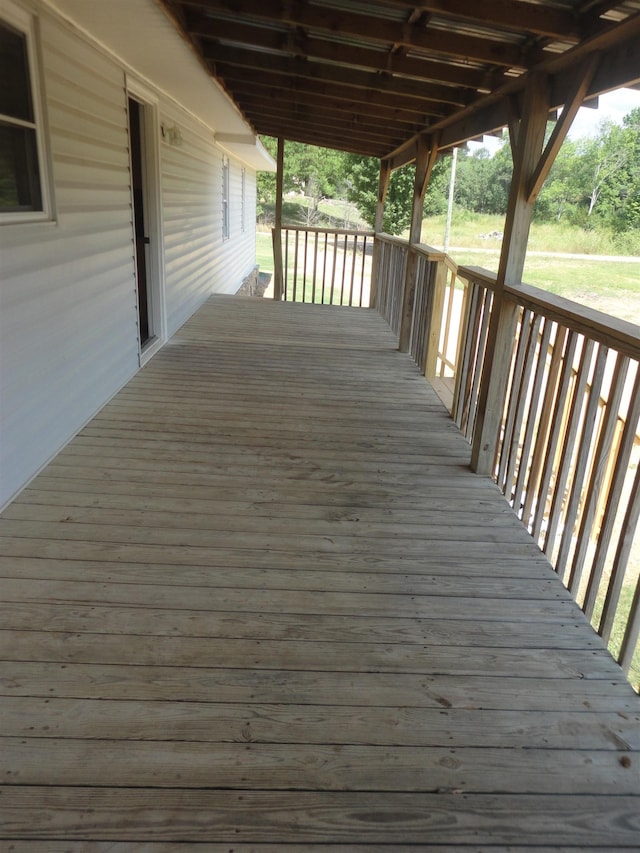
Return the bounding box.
[0,9,138,508]
[0,1,259,509]
[161,113,256,336]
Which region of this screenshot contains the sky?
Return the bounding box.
[568,87,640,138]
[469,87,640,153]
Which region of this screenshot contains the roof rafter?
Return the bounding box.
[158,0,640,160]
[184,2,540,70]
[380,0,582,39]
[216,66,450,118]
[205,45,467,107]
[234,84,430,129]
[187,11,503,93]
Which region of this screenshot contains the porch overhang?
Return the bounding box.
[156,0,640,166]
[46,0,276,170]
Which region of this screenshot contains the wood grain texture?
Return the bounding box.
[0,295,638,847]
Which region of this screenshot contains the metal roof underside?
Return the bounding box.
[158,0,640,164]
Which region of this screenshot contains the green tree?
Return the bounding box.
[536,139,584,222]
[342,155,416,235]
[343,155,452,236]
[596,108,640,231]
[256,137,347,224]
[453,143,512,215]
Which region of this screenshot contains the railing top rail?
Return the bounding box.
[377,233,457,271]
[376,232,411,247]
[280,225,375,237]
[457,263,640,358]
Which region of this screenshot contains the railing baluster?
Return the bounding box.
[439,266,457,377]
[330,232,338,305]
[499,308,535,495]
[360,235,368,308]
[322,233,328,304]
[311,231,318,304]
[531,329,578,542]
[602,461,640,651]
[302,230,309,302]
[585,368,640,622]
[466,289,494,443]
[455,281,481,434]
[341,234,348,305]
[544,337,594,562]
[568,352,630,601]
[452,278,472,427]
[512,316,553,519]
[619,474,640,673]
[283,229,289,301]
[523,322,567,528]
[292,230,299,302]
[556,343,608,583]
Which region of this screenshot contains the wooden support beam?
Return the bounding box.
[206,45,470,106]
[219,66,450,116]
[391,15,640,167]
[375,0,581,40]
[272,137,285,301]
[527,54,600,203]
[398,136,440,353]
[192,15,483,89]
[186,1,531,70]
[233,89,434,128]
[370,160,392,310]
[471,75,550,474]
[505,95,521,160]
[375,161,391,235]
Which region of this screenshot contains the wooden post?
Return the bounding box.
[398,136,438,353]
[272,137,285,301]
[369,159,391,309]
[470,76,550,474]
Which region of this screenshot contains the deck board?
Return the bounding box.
[1,295,639,848]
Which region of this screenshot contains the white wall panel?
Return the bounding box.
[0,1,259,509]
[0,5,140,508]
[161,111,257,336]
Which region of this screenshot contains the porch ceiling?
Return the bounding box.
[158,0,640,163]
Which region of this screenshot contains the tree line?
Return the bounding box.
[257,107,640,241]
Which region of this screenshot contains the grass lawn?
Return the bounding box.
[452,250,640,325]
[256,231,274,274]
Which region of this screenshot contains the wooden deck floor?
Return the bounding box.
[1,295,639,850]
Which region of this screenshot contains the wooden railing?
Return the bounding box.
[274,226,374,306]
[272,227,640,685]
[373,234,640,686]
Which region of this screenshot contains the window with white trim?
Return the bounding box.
[0,2,49,221]
[222,155,230,239]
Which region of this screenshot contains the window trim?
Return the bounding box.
[241,166,246,233]
[0,0,52,224]
[222,155,230,240]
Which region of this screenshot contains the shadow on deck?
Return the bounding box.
[0,295,639,848]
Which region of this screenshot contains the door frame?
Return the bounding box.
[126,76,166,364]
